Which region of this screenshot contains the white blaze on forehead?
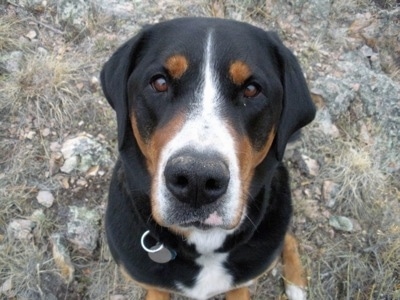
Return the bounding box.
[155,31,242,233]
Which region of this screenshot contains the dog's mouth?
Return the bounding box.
[180,222,215,230]
[176,211,226,230]
[153,199,244,231]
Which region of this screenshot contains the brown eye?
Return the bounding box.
[151,76,168,92]
[243,83,261,98]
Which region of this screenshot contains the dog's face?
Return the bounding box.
[101,18,315,233]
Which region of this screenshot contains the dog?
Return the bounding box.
[100,17,315,300]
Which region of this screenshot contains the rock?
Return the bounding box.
[7,219,36,241]
[322,181,340,207]
[41,128,51,137]
[50,142,61,152]
[312,48,400,174]
[0,51,24,73]
[66,206,100,254]
[293,151,319,177]
[60,133,112,174]
[60,156,79,174]
[25,30,37,40]
[0,277,12,295]
[57,0,90,29]
[50,234,75,283]
[110,295,127,300]
[314,107,340,138]
[312,76,356,121]
[329,216,359,232]
[30,209,46,223]
[36,190,55,208]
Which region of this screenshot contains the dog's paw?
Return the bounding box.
[285,284,306,300]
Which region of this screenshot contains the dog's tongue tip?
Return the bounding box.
[203,211,223,226]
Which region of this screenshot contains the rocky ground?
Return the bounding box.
[0,0,399,299]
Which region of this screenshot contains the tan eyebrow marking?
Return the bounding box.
[229,60,252,85]
[164,54,189,79]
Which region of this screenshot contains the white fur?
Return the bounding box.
[176,253,232,300]
[188,227,231,254]
[155,31,242,228]
[285,284,307,300]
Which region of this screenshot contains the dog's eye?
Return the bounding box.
[151,76,168,92]
[243,83,261,98]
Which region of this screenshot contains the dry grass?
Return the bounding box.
[2,52,80,127]
[1,0,399,299]
[0,16,21,51]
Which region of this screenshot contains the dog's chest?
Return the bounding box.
[176,253,233,300]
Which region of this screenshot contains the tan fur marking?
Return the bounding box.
[130,112,185,175]
[164,55,189,79]
[146,289,171,300]
[130,112,185,226]
[229,60,252,85]
[282,233,307,287]
[232,127,276,227]
[225,287,251,300]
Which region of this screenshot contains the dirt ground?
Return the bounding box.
[0,0,399,299]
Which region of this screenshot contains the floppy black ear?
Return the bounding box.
[100,32,144,150]
[274,43,316,161]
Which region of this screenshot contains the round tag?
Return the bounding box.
[148,244,176,264]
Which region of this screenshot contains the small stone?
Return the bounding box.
[50,142,61,152]
[36,190,55,208]
[329,216,353,232]
[322,181,340,207]
[301,155,320,177]
[76,178,88,187]
[110,296,127,300]
[60,156,78,174]
[37,46,48,56]
[50,234,75,283]
[25,30,37,40]
[41,128,51,137]
[30,209,45,223]
[60,177,70,189]
[60,134,112,174]
[3,51,24,73]
[7,219,36,241]
[25,131,36,140]
[67,206,100,254]
[86,165,99,177]
[0,277,12,295]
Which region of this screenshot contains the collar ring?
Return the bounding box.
[140,230,164,253]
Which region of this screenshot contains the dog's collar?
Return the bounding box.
[140,230,177,263]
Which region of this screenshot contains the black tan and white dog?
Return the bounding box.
[101,17,316,300]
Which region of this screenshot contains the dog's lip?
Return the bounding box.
[174,211,226,230]
[179,221,216,230]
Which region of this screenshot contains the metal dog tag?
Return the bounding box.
[148,243,176,264]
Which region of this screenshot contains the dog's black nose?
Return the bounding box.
[164,151,230,208]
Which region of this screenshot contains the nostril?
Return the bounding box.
[203,173,229,200]
[205,178,221,191]
[174,175,189,189]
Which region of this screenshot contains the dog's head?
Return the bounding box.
[101,18,315,233]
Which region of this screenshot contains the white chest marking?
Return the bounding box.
[177,253,232,300]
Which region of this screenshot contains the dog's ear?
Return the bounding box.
[100,32,144,150]
[273,37,316,161]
